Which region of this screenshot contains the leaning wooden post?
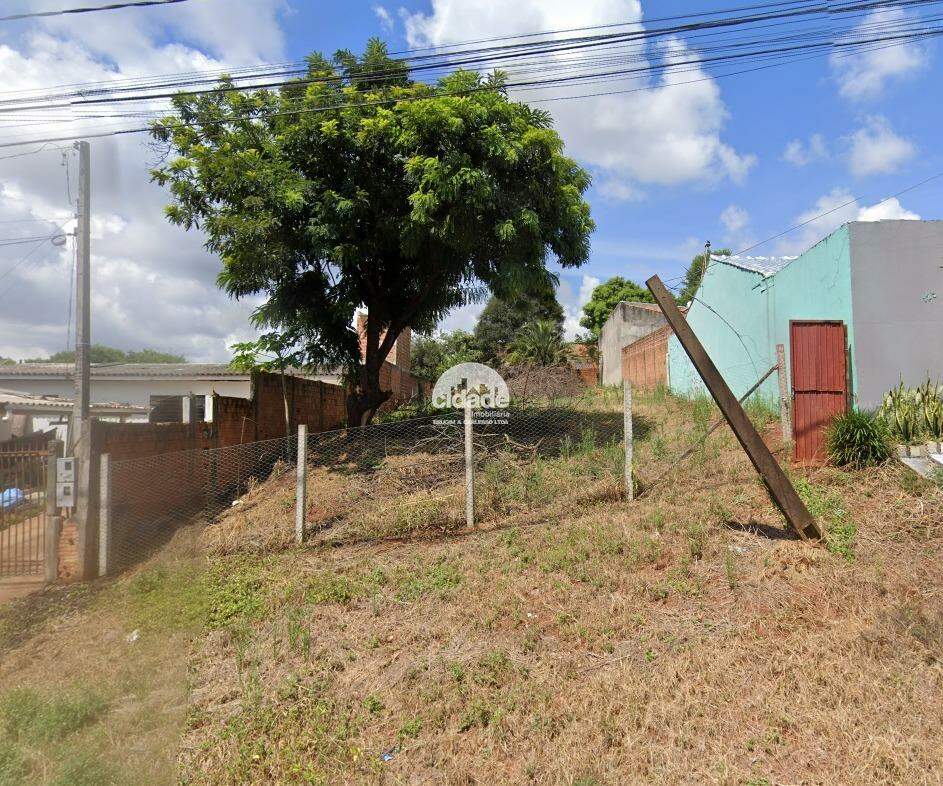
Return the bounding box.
[464,399,475,529]
[98,453,111,577]
[295,424,307,545]
[646,275,821,541]
[623,381,634,500]
[776,343,791,443]
[44,439,63,583]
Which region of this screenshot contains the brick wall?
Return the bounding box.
[621,324,670,390]
[58,372,348,579]
[355,312,412,372]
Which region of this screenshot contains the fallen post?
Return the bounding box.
[646,275,821,541]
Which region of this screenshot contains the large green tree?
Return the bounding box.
[474,283,564,364]
[579,277,654,339]
[151,40,593,424]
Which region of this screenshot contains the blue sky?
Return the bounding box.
[283,0,942,334]
[0,0,938,358]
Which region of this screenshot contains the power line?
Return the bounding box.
[0,13,937,150]
[728,168,943,258]
[0,0,929,114]
[0,222,70,297]
[0,0,191,23]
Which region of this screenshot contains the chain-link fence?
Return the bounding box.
[101,390,631,571]
[104,435,297,573]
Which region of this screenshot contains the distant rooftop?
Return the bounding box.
[0,388,145,413]
[710,254,797,278]
[0,363,330,379]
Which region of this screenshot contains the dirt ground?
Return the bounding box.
[1,388,942,785]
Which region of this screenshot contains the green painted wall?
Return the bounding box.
[667,226,855,403]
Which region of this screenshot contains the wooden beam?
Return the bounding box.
[646,275,821,541]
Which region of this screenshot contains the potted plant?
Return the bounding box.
[882,381,923,457]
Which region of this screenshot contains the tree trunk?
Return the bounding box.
[279,358,290,438]
[347,312,396,426]
[346,366,392,426]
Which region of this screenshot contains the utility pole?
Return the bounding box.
[72,140,94,578]
[71,140,91,448]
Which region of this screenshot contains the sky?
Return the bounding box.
[0,0,938,361]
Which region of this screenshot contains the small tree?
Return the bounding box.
[579,277,654,338]
[506,320,567,367]
[230,332,302,437]
[676,247,731,306]
[474,285,564,364]
[151,40,594,425]
[411,330,482,381]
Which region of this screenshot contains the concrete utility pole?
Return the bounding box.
[72,140,94,578]
[71,140,91,446]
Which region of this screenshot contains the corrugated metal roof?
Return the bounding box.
[0,363,246,379]
[0,363,343,379]
[0,388,146,413]
[711,254,797,277]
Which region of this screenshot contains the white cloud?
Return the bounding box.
[0,2,287,362]
[782,133,828,166]
[776,187,921,254]
[718,204,753,251]
[559,273,600,339]
[856,197,920,222]
[720,205,749,235]
[847,116,916,177]
[373,5,395,33]
[830,9,926,100]
[403,1,755,196]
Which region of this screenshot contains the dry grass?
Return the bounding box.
[2,387,942,785]
[178,388,943,785]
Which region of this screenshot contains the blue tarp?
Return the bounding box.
[0,488,25,510]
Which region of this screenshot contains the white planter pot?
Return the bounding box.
[896,444,910,459]
[910,444,927,458]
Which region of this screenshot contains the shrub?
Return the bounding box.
[825,410,891,468]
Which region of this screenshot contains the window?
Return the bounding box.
[149,395,206,423]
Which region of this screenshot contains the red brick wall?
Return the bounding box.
[621,325,670,390]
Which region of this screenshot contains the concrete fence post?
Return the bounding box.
[464,399,475,529]
[44,439,63,583]
[776,343,791,443]
[98,453,111,577]
[624,382,634,501]
[295,424,307,545]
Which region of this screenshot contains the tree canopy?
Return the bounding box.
[676,248,730,306]
[411,330,482,381]
[151,39,594,424]
[474,284,564,364]
[24,345,185,364]
[579,277,654,338]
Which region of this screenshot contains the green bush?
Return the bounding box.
[825,410,891,468]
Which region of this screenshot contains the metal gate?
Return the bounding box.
[0,448,48,576]
[790,320,849,463]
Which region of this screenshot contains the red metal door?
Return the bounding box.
[790,321,848,463]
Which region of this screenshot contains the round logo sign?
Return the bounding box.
[432,363,510,409]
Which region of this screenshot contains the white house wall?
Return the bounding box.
[849,220,943,408]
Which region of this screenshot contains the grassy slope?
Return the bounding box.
[2,388,942,785]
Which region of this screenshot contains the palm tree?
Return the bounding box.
[506,320,568,366]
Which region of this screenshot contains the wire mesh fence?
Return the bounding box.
[102,389,631,571]
[106,435,297,573]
